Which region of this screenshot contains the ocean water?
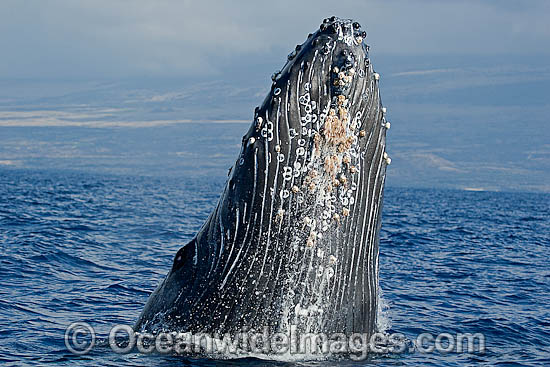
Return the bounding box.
[1,126,549,366]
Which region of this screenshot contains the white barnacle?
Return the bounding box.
[315,193,325,207]
[384,152,392,165]
[255,116,264,131]
[275,208,285,223]
[271,70,281,81]
[328,255,337,265]
[384,121,391,129]
[316,265,324,277]
[381,107,387,114]
[344,34,354,46]
[317,248,325,258]
[274,87,281,96]
[288,49,297,60]
[282,166,293,180]
[373,72,380,81]
[249,137,256,144]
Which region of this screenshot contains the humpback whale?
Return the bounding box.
[135,17,390,341]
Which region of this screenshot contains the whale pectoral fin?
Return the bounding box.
[171,238,197,273]
[134,239,199,331]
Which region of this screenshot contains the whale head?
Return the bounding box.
[136,16,389,340]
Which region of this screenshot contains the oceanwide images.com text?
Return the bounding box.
[65,322,486,360]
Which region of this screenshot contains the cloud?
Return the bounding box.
[0,109,248,127]
[1,0,549,79]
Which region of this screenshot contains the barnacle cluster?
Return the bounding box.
[303,43,364,230]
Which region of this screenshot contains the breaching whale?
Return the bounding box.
[135,16,391,340]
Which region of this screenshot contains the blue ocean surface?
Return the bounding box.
[0,125,549,366]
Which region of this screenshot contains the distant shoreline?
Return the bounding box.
[0,119,250,128]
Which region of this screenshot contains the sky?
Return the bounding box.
[1,0,549,192]
[1,0,550,79]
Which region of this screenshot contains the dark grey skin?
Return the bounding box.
[135,17,390,339]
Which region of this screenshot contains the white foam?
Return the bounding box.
[376,288,392,333]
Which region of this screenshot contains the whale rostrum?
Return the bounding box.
[135,16,390,339]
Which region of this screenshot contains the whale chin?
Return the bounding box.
[135,16,390,339]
